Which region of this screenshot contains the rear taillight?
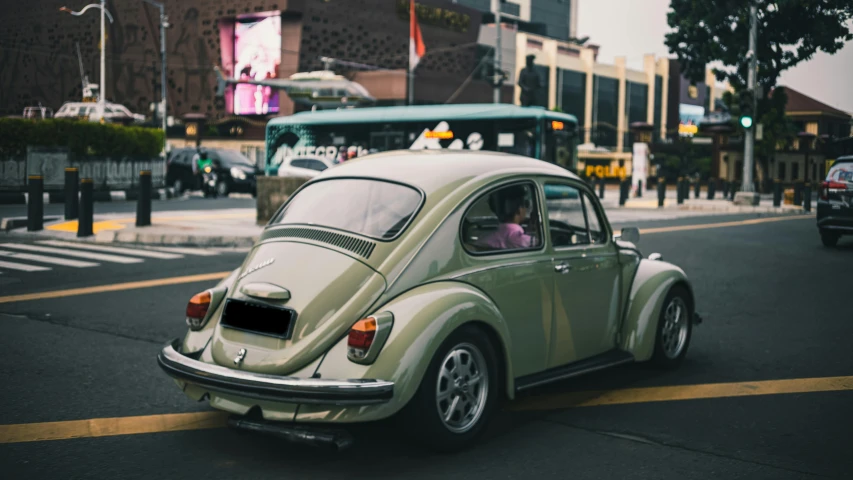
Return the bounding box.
[821,181,848,200]
[186,290,212,330]
[347,317,377,359]
[347,313,394,364]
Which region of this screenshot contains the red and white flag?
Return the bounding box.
[409,0,426,71]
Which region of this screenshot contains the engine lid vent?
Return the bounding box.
[260,227,376,259]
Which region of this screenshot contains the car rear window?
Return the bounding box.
[827,160,853,183]
[272,179,422,240]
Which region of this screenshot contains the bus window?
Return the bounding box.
[495,119,538,158]
[545,129,573,170]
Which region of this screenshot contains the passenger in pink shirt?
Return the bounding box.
[480,186,539,250]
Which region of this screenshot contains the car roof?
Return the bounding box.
[320,150,579,195]
[267,104,578,127]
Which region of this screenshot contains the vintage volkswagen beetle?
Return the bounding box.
[158,151,702,451]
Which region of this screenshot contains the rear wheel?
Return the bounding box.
[400,325,499,453]
[651,286,692,368]
[172,178,184,195]
[820,230,839,247]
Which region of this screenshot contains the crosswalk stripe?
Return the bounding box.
[0,250,98,268]
[36,240,183,260]
[0,260,51,272]
[0,244,143,264]
[142,246,219,257]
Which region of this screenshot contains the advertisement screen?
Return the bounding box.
[233,15,281,115]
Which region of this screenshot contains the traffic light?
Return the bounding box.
[738,89,754,129]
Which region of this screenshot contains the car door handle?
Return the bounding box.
[554,262,571,274]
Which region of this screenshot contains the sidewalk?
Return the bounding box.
[4,195,812,247]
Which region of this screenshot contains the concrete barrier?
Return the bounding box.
[256,176,311,226]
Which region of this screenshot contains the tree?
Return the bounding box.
[665,0,853,91]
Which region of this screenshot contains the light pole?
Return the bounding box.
[736,2,760,204]
[142,0,169,155]
[492,0,502,104]
[61,2,114,123]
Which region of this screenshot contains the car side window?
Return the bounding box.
[291,159,308,169]
[307,160,328,171]
[544,183,590,247]
[462,182,543,254]
[582,194,606,244]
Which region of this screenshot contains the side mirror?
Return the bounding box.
[618,227,640,244]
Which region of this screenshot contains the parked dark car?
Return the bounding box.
[167,147,260,197]
[817,155,853,247]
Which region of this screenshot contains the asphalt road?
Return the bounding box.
[0,195,255,220]
[1,213,851,479]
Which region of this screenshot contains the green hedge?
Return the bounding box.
[0,118,164,158]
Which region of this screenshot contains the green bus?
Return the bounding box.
[264,104,579,175]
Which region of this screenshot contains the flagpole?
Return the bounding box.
[408,0,415,106]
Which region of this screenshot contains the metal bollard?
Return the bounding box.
[676,177,684,205]
[27,175,44,232]
[637,180,643,198]
[694,180,700,199]
[657,177,666,208]
[793,182,802,206]
[598,176,605,199]
[730,182,738,200]
[803,183,812,213]
[721,180,728,200]
[65,167,79,220]
[707,180,716,200]
[78,178,94,237]
[619,179,628,206]
[773,180,782,207]
[136,170,152,227]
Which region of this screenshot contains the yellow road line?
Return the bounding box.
[0,412,227,444]
[640,214,810,235]
[2,376,851,444]
[509,375,853,411]
[0,271,230,304]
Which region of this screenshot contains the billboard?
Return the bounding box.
[232,14,281,115]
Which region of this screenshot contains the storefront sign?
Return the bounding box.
[585,162,627,179]
[396,0,471,33]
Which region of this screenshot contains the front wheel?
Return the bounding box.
[216,180,230,198]
[820,230,839,247]
[651,286,693,368]
[399,325,499,452]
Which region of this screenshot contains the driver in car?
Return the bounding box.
[480,185,539,250]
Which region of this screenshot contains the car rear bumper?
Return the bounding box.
[157,339,394,406]
[817,204,853,233]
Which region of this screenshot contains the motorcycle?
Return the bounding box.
[202,166,218,198]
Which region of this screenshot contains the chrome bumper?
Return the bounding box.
[157,339,394,406]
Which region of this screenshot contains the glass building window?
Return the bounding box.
[592,75,619,148]
[557,69,586,128]
[626,81,648,147]
[653,75,663,142]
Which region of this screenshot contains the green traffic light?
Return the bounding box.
[740,116,753,129]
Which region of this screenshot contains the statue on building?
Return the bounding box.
[518,55,542,107]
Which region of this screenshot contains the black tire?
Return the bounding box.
[820,230,839,247]
[399,325,500,453]
[651,286,693,369]
[216,180,230,198]
[172,178,184,195]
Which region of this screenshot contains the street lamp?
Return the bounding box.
[61,2,114,123]
[141,0,169,156]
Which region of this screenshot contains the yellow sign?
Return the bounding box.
[826,159,835,173]
[551,121,565,131]
[185,123,198,137]
[679,123,698,136]
[586,164,627,178]
[425,130,453,139]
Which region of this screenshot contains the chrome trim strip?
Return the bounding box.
[157,339,394,405]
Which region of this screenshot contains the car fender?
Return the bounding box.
[304,281,514,422]
[619,258,693,361]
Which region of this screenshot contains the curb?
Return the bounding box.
[0,188,177,205]
[1,216,63,232]
[93,230,259,248]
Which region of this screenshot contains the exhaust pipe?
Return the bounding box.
[227,416,354,451]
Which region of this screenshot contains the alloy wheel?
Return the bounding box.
[435,343,489,434]
[661,296,688,359]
